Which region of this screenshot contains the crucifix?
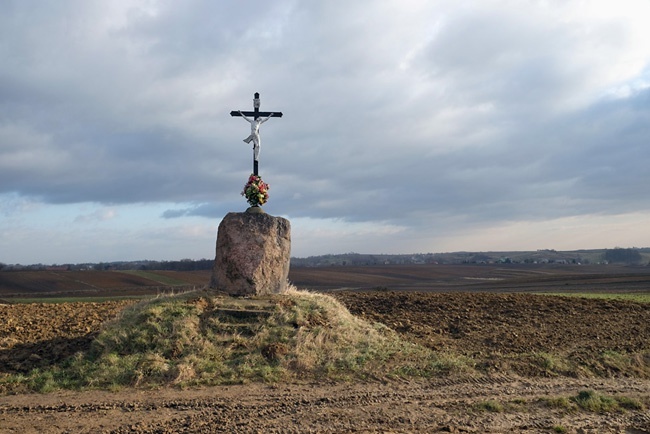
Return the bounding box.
[231,92,283,176]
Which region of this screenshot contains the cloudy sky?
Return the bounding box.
[2,1,650,265]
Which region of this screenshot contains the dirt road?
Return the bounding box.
[2,377,649,433]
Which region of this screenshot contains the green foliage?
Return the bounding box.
[544,396,575,410]
[533,352,573,376]
[475,400,504,412]
[572,390,619,412]
[567,389,645,413]
[544,391,646,414]
[617,395,645,410]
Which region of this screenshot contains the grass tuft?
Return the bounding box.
[543,396,575,411]
[571,389,619,412]
[475,400,504,412]
[543,390,646,414]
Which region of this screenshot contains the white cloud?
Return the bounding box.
[74,208,118,223]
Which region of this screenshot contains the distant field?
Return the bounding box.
[2,263,650,300]
[0,270,211,299]
[289,263,650,294]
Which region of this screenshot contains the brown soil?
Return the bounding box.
[2,292,650,433]
[333,291,650,377]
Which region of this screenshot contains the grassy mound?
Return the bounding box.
[20,287,471,392]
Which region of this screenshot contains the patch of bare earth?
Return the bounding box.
[0,301,134,375]
[2,293,650,433]
[332,291,650,377]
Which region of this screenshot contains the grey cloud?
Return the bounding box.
[1,0,650,247]
[162,203,223,219]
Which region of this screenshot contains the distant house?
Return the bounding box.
[45,265,69,271]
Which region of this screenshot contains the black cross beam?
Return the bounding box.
[230,92,283,120]
[230,92,283,175]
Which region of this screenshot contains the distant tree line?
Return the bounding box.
[0,259,214,272]
[1,247,648,271]
[90,259,215,271]
[603,248,643,264]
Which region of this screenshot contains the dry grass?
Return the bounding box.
[12,286,470,392]
[543,390,647,413]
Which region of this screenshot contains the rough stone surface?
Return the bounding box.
[209,211,291,296]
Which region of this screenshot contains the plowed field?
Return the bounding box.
[2,290,650,433]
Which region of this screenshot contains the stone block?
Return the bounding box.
[209,211,291,296]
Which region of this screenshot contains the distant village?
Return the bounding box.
[2,248,648,271]
[290,248,649,267]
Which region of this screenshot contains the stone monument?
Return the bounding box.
[209,212,291,296]
[209,93,290,296]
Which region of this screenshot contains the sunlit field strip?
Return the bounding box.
[7,296,148,304]
[536,292,650,303]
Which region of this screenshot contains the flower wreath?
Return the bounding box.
[241,174,270,206]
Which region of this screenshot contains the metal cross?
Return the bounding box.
[231,92,283,176]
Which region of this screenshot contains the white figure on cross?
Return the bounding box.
[239,110,274,162]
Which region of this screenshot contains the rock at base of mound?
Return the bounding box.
[209,211,291,296]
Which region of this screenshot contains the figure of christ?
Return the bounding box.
[239,110,274,161]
